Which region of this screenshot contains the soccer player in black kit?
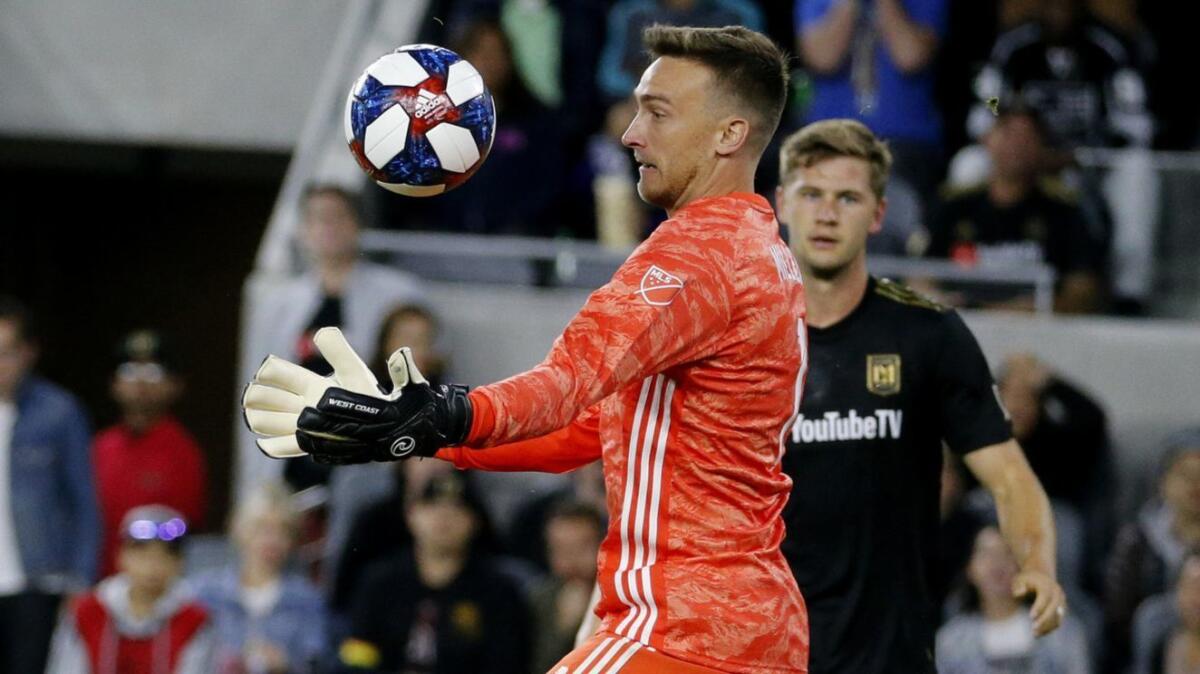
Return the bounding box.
[774,119,1068,674]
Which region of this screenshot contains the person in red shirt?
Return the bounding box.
[245,24,808,674]
[93,331,207,578]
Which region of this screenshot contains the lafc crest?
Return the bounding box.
[867,354,901,396]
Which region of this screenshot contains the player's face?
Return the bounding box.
[776,156,885,281]
[622,57,719,212]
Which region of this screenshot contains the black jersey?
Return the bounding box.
[782,277,1012,674]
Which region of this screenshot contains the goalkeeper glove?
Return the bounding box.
[242,327,382,459]
[295,346,472,463]
[242,327,472,464]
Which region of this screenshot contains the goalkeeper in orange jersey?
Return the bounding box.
[245,25,810,673]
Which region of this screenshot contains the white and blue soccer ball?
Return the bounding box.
[345,44,496,196]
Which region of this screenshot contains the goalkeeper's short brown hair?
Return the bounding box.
[643,24,789,153]
[779,119,893,199]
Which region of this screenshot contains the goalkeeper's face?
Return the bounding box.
[623,57,724,213]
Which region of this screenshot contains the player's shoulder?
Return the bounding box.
[670,193,773,230]
[643,196,770,263]
[871,277,951,315]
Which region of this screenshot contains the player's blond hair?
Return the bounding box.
[779,119,893,199]
[643,24,790,152]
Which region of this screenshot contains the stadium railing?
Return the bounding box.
[357,229,1059,314]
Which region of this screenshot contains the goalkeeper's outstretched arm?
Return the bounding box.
[436,406,602,474]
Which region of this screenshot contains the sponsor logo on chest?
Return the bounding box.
[791,409,904,444]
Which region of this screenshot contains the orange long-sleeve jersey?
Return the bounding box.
[438,192,810,672]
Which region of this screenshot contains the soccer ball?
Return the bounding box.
[344,44,496,196]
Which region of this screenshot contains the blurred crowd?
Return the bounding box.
[1,1,1198,673]
[375,0,1194,316]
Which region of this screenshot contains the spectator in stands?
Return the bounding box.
[330,459,465,613]
[0,296,99,674]
[969,0,1152,152]
[795,0,949,204]
[938,450,987,609]
[964,0,1157,312]
[94,329,207,578]
[193,483,327,674]
[589,97,657,247]
[1106,428,1200,673]
[597,0,765,103]
[998,353,1113,588]
[926,102,1107,313]
[382,17,569,237]
[529,500,605,673]
[241,183,423,492]
[323,304,447,608]
[1130,550,1200,674]
[937,525,1091,673]
[507,460,606,573]
[1159,550,1200,674]
[46,505,214,674]
[369,304,445,388]
[337,471,531,673]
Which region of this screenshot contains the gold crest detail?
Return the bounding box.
[451,601,482,640]
[867,354,901,396]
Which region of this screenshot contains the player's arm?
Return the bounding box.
[249,231,732,463]
[964,440,1065,636]
[464,231,733,448]
[435,407,602,474]
[937,310,1065,636]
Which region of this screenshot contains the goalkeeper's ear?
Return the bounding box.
[385,346,428,391]
[313,327,379,394]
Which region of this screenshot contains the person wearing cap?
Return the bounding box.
[337,471,532,673]
[93,329,207,579]
[45,505,216,674]
[925,100,1107,313]
[1105,428,1200,671]
[0,297,99,674]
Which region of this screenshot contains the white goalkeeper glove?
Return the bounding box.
[242,327,382,458]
